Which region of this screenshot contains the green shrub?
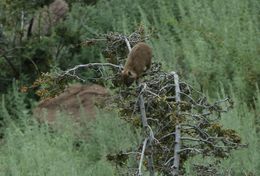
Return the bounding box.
[0,91,139,175]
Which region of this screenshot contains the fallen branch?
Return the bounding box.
[139,86,149,127]
[138,138,148,176]
[171,72,181,176]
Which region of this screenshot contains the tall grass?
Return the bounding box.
[0,84,139,176]
[219,99,259,175]
[78,0,259,100]
[0,112,139,175]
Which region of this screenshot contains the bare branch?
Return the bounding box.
[171,72,182,176]
[172,125,181,175]
[172,72,181,103]
[159,132,176,141]
[139,89,148,128]
[138,138,148,176]
[178,148,202,153]
[58,62,123,81]
[124,36,132,52]
[164,156,175,166]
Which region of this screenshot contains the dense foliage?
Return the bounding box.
[0,0,259,175]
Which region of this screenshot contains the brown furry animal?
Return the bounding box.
[121,42,152,86]
[34,84,108,123]
[28,0,69,37]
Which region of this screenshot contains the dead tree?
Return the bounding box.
[113,68,242,175]
[41,28,243,175]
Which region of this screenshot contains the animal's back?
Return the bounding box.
[121,42,152,86]
[30,0,69,36]
[127,42,152,73]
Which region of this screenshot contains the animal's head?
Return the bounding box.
[121,69,137,87]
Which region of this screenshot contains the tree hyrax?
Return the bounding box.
[121,42,152,86]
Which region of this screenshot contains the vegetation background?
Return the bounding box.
[0,0,259,175]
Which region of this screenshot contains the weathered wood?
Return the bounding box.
[171,72,181,176]
[139,92,148,127]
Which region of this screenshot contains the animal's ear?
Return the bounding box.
[128,71,132,76]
